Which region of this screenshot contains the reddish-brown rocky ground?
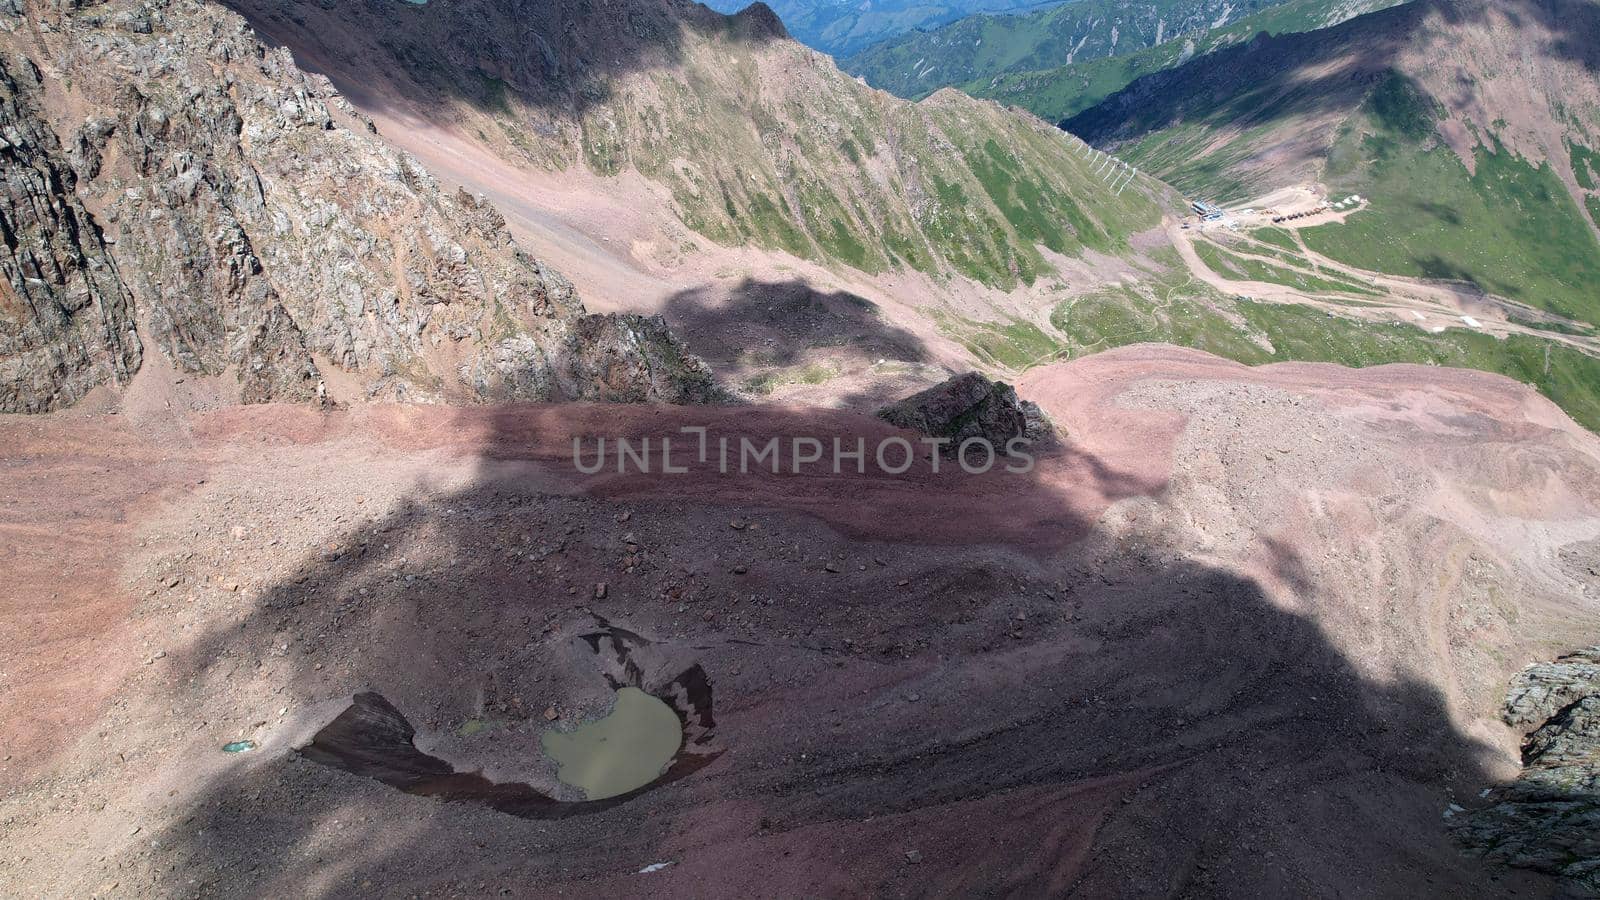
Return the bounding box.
[3,345,1599,897]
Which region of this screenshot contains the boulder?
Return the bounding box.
[876,372,1050,453]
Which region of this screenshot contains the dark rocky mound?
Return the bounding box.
[876,372,1052,453]
[733,1,790,40]
[1452,647,1600,892]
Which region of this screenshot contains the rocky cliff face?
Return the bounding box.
[0,52,140,412]
[0,0,718,412]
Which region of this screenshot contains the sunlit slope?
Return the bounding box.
[229,0,1163,291]
[1065,0,1600,325]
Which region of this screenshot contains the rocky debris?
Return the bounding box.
[238,303,322,405]
[876,372,1049,453]
[461,313,723,403]
[1504,647,1600,729]
[1452,647,1600,893]
[0,0,718,409]
[0,55,141,412]
[554,314,724,404]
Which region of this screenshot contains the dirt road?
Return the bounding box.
[1166,219,1600,354]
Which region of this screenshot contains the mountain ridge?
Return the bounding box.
[225,0,1166,293]
[0,0,720,411]
[843,0,1397,107]
[702,0,1064,58]
[964,0,1405,122]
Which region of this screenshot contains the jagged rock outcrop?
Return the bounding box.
[238,302,322,405]
[0,0,717,410]
[876,371,1049,453]
[0,54,140,413]
[552,314,721,403]
[1452,648,1600,893]
[463,313,722,404]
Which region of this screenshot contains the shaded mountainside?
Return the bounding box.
[0,0,718,412]
[1066,0,1600,327]
[701,0,1064,59]
[223,0,1164,292]
[968,0,1405,122]
[842,0,1395,107]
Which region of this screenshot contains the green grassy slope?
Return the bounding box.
[843,0,1396,111]
[618,44,1166,289]
[1292,77,1600,325]
[970,0,1405,122]
[928,250,1600,431]
[1304,143,1600,324]
[634,85,1164,290]
[1045,258,1600,430]
[1194,240,1380,296]
[1065,0,1600,327]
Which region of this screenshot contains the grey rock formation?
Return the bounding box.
[553,314,722,404]
[239,303,322,405]
[1452,647,1600,893]
[462,314,723,404]
[0,0,717,411]
[1505,647,1600,729]
[0,54,140,412]
[876,371,1048,454]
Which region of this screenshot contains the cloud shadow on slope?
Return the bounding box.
[660,276,929,369]
[133,397,1564,897]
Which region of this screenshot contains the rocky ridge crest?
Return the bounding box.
[0,0,718,411]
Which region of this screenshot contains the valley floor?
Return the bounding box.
[1169,189,1600,354]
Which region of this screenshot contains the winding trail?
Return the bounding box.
[1165,219,1600,355]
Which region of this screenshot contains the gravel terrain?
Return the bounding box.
[3,345,1598,896]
